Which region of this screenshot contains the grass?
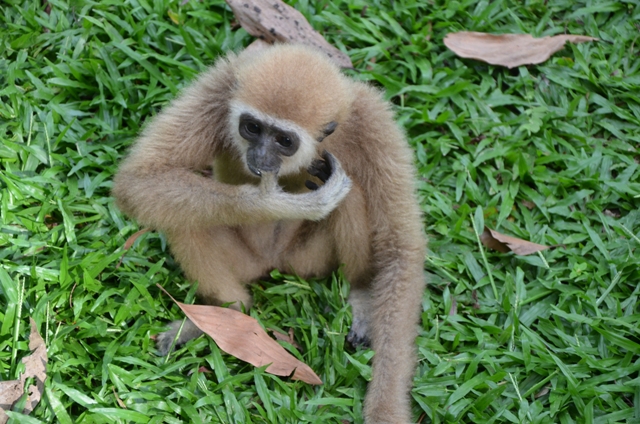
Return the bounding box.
[1,0,639,422]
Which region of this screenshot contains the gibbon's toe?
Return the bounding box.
[155,329,176,356]
[347,320,371,347]
[155,319,204,355]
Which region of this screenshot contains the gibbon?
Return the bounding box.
[112,44,426,424]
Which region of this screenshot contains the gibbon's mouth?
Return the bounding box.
[246,159,281,177]
[245,148,282,177]
[247,161,262,177]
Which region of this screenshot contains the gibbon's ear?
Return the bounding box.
[317,121,338,142]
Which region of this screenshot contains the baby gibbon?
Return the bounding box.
[113,44,426,423]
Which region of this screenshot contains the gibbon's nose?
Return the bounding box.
[246,146,281,177]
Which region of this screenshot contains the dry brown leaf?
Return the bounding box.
[444,32,598,68]
[481,227,550,255]
[471,289,480,310]
[272,328,302,351]
[112,387,127,409]
[0,381,22,424]
[123,228,151,250]
[448,295,457,316]
[0,318,47,424]
[225,0,353,68]
[520,200,536,210]
[479,228,510,253]
[187,366,212,376]
[158,285,322,385]
[242,39,272,57]
[535,384,551,399]
[22,318,47,415]
[116,228,152,269]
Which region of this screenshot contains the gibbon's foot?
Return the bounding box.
[347,317,371,347]
[156,319,203,355]
[348,289,372,347]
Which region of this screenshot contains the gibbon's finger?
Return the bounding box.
[308,160,331,182]
[259,172,279,194]
[316,160,331,181]
[307,158,325,172]
[316,168,331,182]
[307,159,323,176]
[309,159,329,171]
[305,180,319,191]
[321,150,343,179]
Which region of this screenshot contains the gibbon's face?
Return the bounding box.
[229,45,350,178]
[238,112,300,176]
[230,101,319,177]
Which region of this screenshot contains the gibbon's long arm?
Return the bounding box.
[332,84,426,422]
[114,150,351,232]
[112,60,351,232]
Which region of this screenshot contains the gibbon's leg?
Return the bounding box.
[329,184,374,346]
[345,288,372,346]
[156,226,269,355]
[168,226,267,307]
[307,157,374,345]
[279,219,337,279]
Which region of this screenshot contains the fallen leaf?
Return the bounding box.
[0,381,22,424]
[444,32,598,68]
[604,209,621,218]
[520,200,536,210]
[112,387,127,409]
[479,228,510,253]
[116,228,151,268]
[158,285,322,385]
[272,328,302,351]
[123,228,151,250]
[481,227,550,255]
[225,0,353,68]
[0,318,47,424]
[535,384,551,399]
[187,366,212,376]
[21,318,47,415]
[448,295,457,316]
[471,290,480,310]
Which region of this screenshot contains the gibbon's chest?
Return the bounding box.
[210,153,328,266]
[209,154,306,262]
[233,218,336,278]
[234,220,299,261]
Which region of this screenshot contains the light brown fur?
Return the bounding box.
[112,44,426,424]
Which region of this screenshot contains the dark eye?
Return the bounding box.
[276,135,292,148]
[245,122,260,135]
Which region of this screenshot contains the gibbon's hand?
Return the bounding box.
[258,151,351,222]
[298,150,352,220]
[305,154,332,190]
